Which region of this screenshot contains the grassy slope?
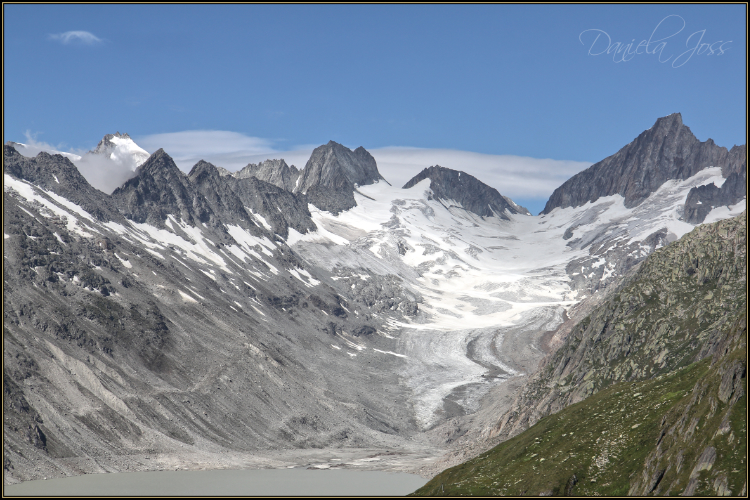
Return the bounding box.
[413,213,747,496]
[413,323,745,495]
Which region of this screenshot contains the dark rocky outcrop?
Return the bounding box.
[235,159,300,192]
[402,165,530,219]
[542,114,747,214]
[111,149,215,228]
[188,160,316,239]
[683,145,746,224]
[683,171,746,224]
[294,141,388,214]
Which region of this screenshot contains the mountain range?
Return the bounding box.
[3,113,746,493]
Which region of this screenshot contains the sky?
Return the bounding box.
[4,4,746,214]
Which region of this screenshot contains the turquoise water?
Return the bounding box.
[3,468,428,496]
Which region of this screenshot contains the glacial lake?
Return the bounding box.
[4,468,428,496]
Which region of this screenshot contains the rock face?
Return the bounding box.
[542,114,746,214]
[402,166,530,219]
[111,149,215,228]
[235,159,300,192]
[683,145,747,223]
[3,145,425,484]
[493,212,746,439]
[188,160,316,239]
[294,141,387,214]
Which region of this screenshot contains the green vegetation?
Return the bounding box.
[413,213,746,496]
[413,341,746,496]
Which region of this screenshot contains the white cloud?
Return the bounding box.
[11,131,81,161]
[73,155,139,195]
[48,31,103,45]
[136,131,293,171]
[10,131,137,195]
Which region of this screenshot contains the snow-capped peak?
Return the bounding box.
[89,132,150,170]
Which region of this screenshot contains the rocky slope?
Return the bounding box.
[3,145,431,484]
[402,166,530,219]
[414,212,746,496]
[495,212,746,438]
[542,113,746,214]
[293,141,388,214]
[4,145,127,224]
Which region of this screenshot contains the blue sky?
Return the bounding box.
[4,4,746,214]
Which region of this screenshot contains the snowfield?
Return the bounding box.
[286,167,745,428]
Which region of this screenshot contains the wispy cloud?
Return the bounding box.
[369,147,592,199]
[136,131,294,171]
[12,131,79,160]
[49,31,103,45]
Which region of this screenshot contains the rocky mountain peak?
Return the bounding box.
[91,132,128,153]
[542,114,746,214]
[112,149,214,227]
[294,141,387,214]
[187,159,222,181]
[135,148,181,176]
[402,165,530,220]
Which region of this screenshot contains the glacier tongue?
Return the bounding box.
[287,167,745,429]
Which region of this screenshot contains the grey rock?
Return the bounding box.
[188,159,316,239]
[235,159,300,192]
[294,141,388,214]
[683,446,717,495]
[111,149,216,228]
[717,359,746,404]
[683,170,746,224]
[402,165,530,219]
[543,113,746,214]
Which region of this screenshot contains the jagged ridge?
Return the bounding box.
[542,114,746,214]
